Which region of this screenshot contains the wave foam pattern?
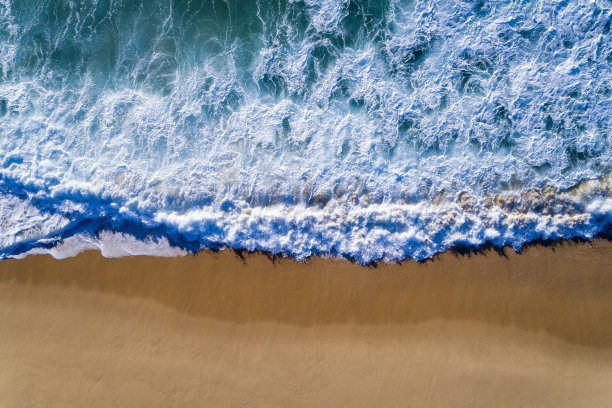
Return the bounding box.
[0,0,611,262]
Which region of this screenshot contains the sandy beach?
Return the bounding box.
[1,240,611,407]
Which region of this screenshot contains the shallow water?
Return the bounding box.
[0,0,610,262]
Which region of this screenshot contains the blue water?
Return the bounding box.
[0,0,610,263]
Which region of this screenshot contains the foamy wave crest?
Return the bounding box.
[2,176,611,263]
[0,0,610,263]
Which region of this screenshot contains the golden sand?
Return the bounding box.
[1,240,611,407]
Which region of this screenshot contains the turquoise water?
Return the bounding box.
[0,0,610,262]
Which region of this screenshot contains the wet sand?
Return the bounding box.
[1,240,611,407]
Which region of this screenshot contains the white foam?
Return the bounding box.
[11,232,187,260]
[0,0,610,263]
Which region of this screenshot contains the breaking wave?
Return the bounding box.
[0,0,610,263]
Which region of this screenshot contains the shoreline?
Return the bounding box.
[6,229,611,264]
[1,239,611,406]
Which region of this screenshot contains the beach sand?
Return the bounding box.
[0,240,611,407]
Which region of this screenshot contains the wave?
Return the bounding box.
[0,0,610,263]
[2,175,611,263]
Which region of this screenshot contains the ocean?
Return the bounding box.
[0,0,610,263]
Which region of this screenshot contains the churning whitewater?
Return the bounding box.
[0,0,610,263]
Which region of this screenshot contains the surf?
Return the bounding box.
[0,0,610,263]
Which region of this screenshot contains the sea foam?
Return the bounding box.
[0,0,610,263]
